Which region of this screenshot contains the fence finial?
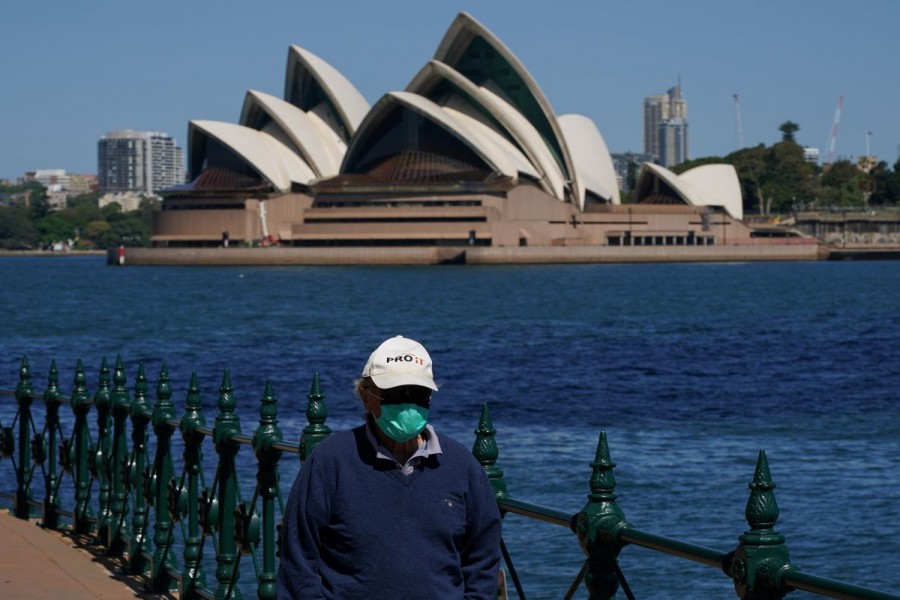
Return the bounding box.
[472,403,507,498]
[730,450,791,599]
[574,431,627,600]
[72,359,93,534]
[300,373,330,462]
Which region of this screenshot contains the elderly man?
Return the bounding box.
[277,335,502,599]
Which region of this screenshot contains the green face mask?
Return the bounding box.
[375,404,429,443]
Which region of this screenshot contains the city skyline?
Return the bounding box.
[2,0,899,180]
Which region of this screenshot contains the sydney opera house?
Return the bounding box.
[152,12,809,261]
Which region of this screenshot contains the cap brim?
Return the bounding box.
[371,372,439,391]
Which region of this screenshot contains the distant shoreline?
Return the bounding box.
[3,244,900,263]
[0,250,105,258]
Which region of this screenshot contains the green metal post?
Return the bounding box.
[253,380,283,600]
[41,360,62,530]
[180,372,207,598]
[573,431,628,600]
[71,359,94,534]
[127,363,151,575]
[107,355,130,555]
[729,450,792,600]
[213,370,242,600]
[14,356,34,519]
[150,364,177,592]
[94,358,113,545]
[472,403,508,498]
[299,373,330,462]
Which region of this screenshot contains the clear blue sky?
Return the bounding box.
[3,0,899,179]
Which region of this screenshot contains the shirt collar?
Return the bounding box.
[364,414,443,464]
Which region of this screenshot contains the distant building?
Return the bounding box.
[802,147,820,164]
[643,83,689,167]
[658,117,689,168]
[68,174,98,194]
[25,169,69,188]
[99,192,144,212]
[611,152,655,191]
[97,130,185,194]
[21,170,98,210]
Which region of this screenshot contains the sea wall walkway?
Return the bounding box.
[0,511,150,599]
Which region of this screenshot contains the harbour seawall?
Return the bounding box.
[111,243,825,266]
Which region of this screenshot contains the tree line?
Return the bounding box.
[668,122,900,214]
[0,184,157,250]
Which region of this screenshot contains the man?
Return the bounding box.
[277,335,502,599]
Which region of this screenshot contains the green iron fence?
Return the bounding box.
[0,356,896,600]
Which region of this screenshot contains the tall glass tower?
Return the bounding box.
[643,82,689,167]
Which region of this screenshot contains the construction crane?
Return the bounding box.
[824,95,843,165]
[733,94,744,149]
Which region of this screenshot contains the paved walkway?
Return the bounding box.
[0,510,163,599]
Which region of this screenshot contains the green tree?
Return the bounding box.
[0,207,40,249]
[28,190,51,220]
[35,213,77,247]
[670,155,724,175]
[82,220,111,248]
[626,160,638,192]
[779,121,800,142]
[762,140,817,213]
[868,161,900,205]
[101,202,122,219]
[820,160,865,207]
[727,145,768,214]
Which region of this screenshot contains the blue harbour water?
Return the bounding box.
[1,256,898,598]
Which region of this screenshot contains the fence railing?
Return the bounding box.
[0,356,896,600]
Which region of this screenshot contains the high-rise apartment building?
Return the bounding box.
[97,130,185,194]
[643,83,689,167]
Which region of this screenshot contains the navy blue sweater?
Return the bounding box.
[277,426,502,599]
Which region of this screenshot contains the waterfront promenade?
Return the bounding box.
[0,511,159,599]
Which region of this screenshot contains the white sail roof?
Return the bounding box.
[189,120,315,192]
[240,90,344,177]
[635,162,744,220]
[432,12,580,204]
[558,114,621,205]
[407,60,566,200]
[284,45,370,141]
[343,91,534,182]
[680,164,743,220]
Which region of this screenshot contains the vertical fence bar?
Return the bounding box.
[573,432,628,600]
[41,360,62,530]
[150,364,177,592]
[14,356,34,519]
[180,372,207,598]
[213,370,242,600]
[472,403,508,498]
[108,355,130,555]
[253,380,282,600]
[71,359,94,534]
[729,450,791,600]
[299,373,330,463]
[94,358,113,545]
[472,404,527,600]
[127,363,151,574]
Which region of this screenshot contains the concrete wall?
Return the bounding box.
[118,243,821,266]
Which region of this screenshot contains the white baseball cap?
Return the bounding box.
[362,335,438,391]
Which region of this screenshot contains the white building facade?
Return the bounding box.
[98,130,184,194]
